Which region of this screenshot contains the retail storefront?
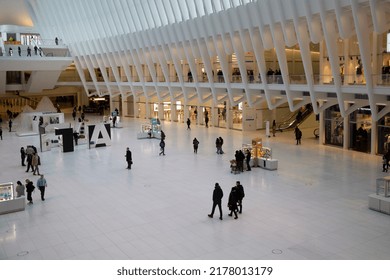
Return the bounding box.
[324,105,343,147]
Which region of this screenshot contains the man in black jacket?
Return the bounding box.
[236,181,245,214]
[208,183,224,220]
[125,147,132,169]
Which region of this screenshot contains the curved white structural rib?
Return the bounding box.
[26,0,390,120]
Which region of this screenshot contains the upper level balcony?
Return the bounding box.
[0,40,73,93]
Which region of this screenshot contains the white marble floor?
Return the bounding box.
[0,115,389,260]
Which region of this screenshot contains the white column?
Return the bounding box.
[226,101,233,129]
[158,102,164,120]
[171,103,177,122]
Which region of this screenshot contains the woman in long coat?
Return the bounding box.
[228,186,239,219]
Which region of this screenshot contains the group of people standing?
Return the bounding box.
[21,145,41,175]
[16,175,47,204]
[208,181,245,220]
[16,145,47,204]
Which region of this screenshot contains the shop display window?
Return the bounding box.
[0,182,14,201]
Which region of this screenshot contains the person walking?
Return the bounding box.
[8,119,12,132]
[295,127,302,145]
[27,46,31,56]
[159,139,166,156]
[0,127,2,140]
[25,146,34,172]
[160,130,166,141]
[236,181,245,214]
[36,174,47,201]
[228,186,239,219]
[186,118,191,130]
[16,181,25,197]
[125,147,132,169]
[272,120,276,137]
[34,45,38,55]
[245,149,251,171]
[20,147,26,166]
[32,152,40,175]
[216,137,221,154]
[208,183,224,220]
[25,179,35,204]
[193,137,199,154]
[73,130,79,145]
[219,137,224,154]
[18,46,21,56]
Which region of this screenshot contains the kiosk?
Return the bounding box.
[137,118,162,139]
[0,182,25,215]
[369,176,390,215]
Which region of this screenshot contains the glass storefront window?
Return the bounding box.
[324,105,343,147]
[349,107,371,153]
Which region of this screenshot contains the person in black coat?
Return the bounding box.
[193,138,199,154]
[238,150,245,172]
[125,147,132,169]
[20,147,26,166]
[295,127,302,145]
[159,139,165,156]
[228,186,239,219]
[25,179,35,204]
[245,150,251,171]
[236,181,245,214]
[186,118,191,130]
[208,183,224,220]
[216,138,221,154]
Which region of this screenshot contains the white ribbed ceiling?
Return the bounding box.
[26,0,254,40]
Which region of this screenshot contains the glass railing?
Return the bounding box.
[56,73,390,87]
[289,75,306,84]
[373,74,390,86]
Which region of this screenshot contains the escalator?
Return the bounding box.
[277,104,313,132]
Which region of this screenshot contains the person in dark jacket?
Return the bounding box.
[238,150,245,172]
[25,179,35,204]
[159,139,165,156]
[25,146,35,173]
[236,181,245,214]
[20,147,26,166]
[245,150,251,171]
[186,118,191,130]
[295,127,302,145]
[125,147,132,169]
[216,138,221,154]
[208,183,224,220]
[193,138,199,154]
[160,130,166,141]
[219,137,224,153]
[228,186,239,219]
